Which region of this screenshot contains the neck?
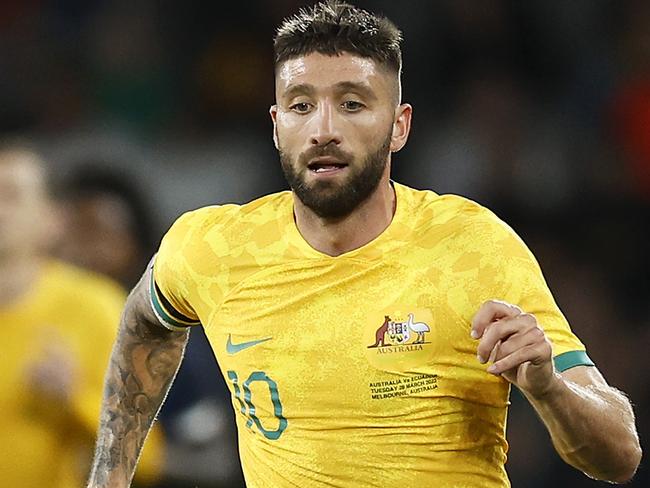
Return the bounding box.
[292,171,396,257]
[0,253,42,306]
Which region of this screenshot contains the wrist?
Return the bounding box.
[527,370,565,402]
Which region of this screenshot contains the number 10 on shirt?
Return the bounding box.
[227,370,288,440]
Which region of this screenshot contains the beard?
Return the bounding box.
[279,132,392,220]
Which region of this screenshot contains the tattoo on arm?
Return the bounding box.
[87,267,188,487]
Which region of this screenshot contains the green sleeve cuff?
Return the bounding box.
[149,272,200,330]
[553,350,594,372]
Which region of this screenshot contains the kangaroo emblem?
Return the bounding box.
[367,315,391,348]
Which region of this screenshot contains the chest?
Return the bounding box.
[203,258,498,405]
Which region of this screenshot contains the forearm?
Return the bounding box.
[87,292,188,488]
[524,371,641,483]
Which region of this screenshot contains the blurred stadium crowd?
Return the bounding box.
[0,1,647,486]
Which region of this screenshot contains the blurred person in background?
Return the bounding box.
[58,164,245,487]
[85,2,640,487]
[0,143,163,488]
[57,165,156,288]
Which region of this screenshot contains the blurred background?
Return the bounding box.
[0,0,647,486]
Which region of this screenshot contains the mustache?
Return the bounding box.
[297,144,354,166]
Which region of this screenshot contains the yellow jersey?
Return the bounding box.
[0,260,163,488]
[152,182,592,488]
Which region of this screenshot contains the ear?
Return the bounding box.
[269,105,279,150]
[390,103,412,153]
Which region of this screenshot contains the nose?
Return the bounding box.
[310,101,342,146]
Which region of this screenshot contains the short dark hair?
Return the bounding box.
[274,1,402,75]
[63,163,157,256]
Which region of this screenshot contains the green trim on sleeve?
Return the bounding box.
[149,273,199,330]
[553,350,594,372]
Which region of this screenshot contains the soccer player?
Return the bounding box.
[0,144,163,488]
[86,2,641,487]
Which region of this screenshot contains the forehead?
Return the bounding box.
[276,52,391,96]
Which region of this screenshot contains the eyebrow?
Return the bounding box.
[333,81,378,101]
[282,81,378,101]
[283,83,316,100]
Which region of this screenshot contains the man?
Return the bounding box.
[0,144,163,487]
[86,2,641,487]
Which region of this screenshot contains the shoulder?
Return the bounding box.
[44,259,127,305]
[397,183,512,237]
[40,260,127,335]
[157,191,292,276]
[163,191,292,244]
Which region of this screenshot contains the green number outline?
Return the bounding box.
[228,370,287,440]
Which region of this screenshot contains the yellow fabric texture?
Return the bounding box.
[153,183,587,488]
[0,260,163,488]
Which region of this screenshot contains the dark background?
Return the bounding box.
[1,1,647,486]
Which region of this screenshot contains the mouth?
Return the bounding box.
[307,157,349,174]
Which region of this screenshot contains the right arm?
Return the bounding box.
[87,266,189,488]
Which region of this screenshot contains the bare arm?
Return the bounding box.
[472,300,642,483]
[87,266,189,488]
[525,365,640,483]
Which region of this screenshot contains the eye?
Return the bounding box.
[290,102,312,114]
[342,100,365,112]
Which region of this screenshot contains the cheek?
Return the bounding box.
[354,115,394,148]
[276,113,308,143]
[276,128,309,163]
[352,106,393,133]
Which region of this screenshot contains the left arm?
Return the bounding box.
[472,300,642,483]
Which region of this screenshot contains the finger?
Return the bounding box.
[471,300,522,339]
[487,339,502,364]
[476,315,528,363]
[493,323,545,361]
[487,341,552,375]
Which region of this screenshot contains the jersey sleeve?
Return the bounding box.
[151,211,202,331]
[478,211,595,373]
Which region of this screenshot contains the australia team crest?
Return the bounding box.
[368,313,430,348]
[364,309,436,371]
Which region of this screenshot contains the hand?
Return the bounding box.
[470,300,558,398]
